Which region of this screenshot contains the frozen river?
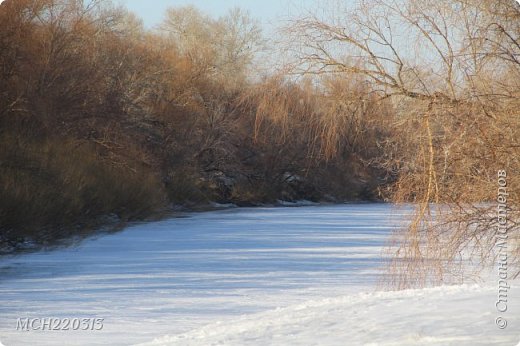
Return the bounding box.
[0,204,410,345]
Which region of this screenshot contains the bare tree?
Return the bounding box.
[287,0,520,288]
[159,6,263,91]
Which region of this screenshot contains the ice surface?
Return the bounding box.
[0,204,517,345]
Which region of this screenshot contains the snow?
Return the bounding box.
[208,202,238,208]
[275,199,319,206]
[0,204,518,345]
[138,284,520,346]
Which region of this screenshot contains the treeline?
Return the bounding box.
[0,0,392,251]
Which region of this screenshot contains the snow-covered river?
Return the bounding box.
[0,204,406,345]
[2,204,518,346]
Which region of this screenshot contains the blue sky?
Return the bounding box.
[118,0,316,29]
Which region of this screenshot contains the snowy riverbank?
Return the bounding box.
[138,283,519,346]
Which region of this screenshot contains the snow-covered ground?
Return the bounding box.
[0,204,518,345]
[139,284,519,346]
